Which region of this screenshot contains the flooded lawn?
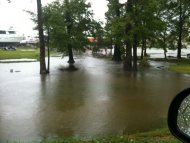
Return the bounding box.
[0,56,190,142]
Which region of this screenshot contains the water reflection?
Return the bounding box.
[0,56,190,141]
[178,95,190,135]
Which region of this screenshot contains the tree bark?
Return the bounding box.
[123,0,133,71]
[47,27,50,73]
[37,0,47,74]
[143,39,147,57]
[133,35,138,71]
[67,43,75,65]
[163,36,167,60]
[112,0,121,61]
[112,44,121,61]
[141,49,143,59]
[177,0,182,59]
[144,46,147,57]
[65,0,75,65]
[123,41,132,71]
[141,39,145,59]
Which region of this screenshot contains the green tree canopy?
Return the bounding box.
[43,0,93,52]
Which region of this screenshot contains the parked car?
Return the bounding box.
[3,46,16,50]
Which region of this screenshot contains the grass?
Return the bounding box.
[126,128,180,143]
[8,128,180,143]
[0,47,61,61]
[167,64,190,74]
[150,58,190,74]
[0,48,39,60]
[162,58,190,74]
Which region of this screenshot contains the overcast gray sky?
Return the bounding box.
[0,0,108,36]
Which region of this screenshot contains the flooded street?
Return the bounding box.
[0,56,190,142]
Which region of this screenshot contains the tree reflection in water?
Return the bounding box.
[178,95,190,135]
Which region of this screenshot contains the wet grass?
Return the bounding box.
[0,48,61,62]
[165,59,190,74]
[8,128,179,143]
[150,58,190,74]
[167,64,190,74]
[151,58,190,64]
[0,48,39,60]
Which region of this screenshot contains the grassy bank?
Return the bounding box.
[0,48,62,61]
[167,64,190,74]
[166,58,190,74]
[165,59,190,74]
[10,128,179,143]
[0,48,39,60]
[151,58,190,74]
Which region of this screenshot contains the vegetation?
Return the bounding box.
[25,0,190,73]
[0,48,39,60]
[10,128,179,143]
[148,58,190,73]
[42,0,100,66]
[167,64,190,74]
[27,0,103,69]
[2,1,189,143]
[105,0,122,62]
[167,0,190,59]
[104,0,190,71]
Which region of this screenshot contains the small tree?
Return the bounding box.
[43,0,94,66]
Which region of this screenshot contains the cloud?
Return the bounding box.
[0,0,108,35]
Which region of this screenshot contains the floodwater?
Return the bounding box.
[0,56,190,142]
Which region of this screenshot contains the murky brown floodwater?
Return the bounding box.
[0,56,190,142]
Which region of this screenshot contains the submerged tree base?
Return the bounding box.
[60,64,78,72]
[67,60,75,65]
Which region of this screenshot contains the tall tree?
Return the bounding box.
[123,0,133,71]
[153,0,171,59]
[43,0,94,66]
[105,0,122,62]
[167,0,190,59]
[37,0,47,74]
[123,0,161,70]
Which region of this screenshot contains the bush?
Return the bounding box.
[139,58,150,67]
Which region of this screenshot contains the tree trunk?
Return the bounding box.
[65,0,75,65]
[143,39,147,57]
[141,39,145,59]
[123,0,133,71]
[141,49,144,59]
[37,0,47,74]
[112,44,121,61]
[177,0,182,59]
[164,48,167,60]
[47,27,50,73]
[177,34,182,59]
[110,38,113,55]
[67,43,75,65]
[123,41,132,71]
[133,35,138,71]
[112,0,121,62]
[163,36,167,60]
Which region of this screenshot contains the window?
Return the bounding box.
[0,30,6,34]
[8,31,16,34]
